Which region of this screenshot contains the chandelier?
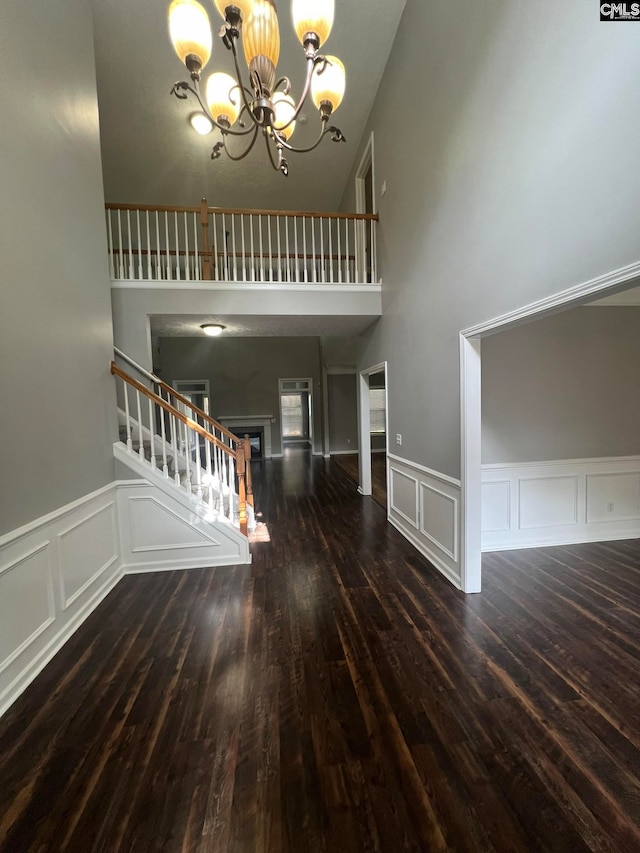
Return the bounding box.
[168,0,347,176]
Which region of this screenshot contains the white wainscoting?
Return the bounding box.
[387,453,462,589]
[117,481,249,572]
[0,484,123,718]
[482,456,640,551]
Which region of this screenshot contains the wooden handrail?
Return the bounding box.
[105,201,379,221]
[110,362,233,456]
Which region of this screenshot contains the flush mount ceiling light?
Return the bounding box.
[200,323,226,336]
[190,111,214,134]
[168,0,346,176]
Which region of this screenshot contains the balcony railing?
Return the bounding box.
[106,199,379,286]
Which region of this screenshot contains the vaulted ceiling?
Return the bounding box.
[93,0,406,212]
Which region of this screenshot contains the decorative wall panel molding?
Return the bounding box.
[482,456,640,550]
[388,454,461,588]
[0,485,123,718]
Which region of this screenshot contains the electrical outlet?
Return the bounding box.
[606,501,614,513]
[396,433,402,445]
[347,438,351,445]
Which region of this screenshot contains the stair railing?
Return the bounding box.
[110,361,251,535]
[105,198,379,285]
[113,348,254,512]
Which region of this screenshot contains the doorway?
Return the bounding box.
[355,132,375,282]
[357,362,388,510]
[279,378,313,446]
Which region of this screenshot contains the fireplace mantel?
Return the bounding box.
[218,415,274,458]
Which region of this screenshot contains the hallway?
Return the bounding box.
[1,450,639,852]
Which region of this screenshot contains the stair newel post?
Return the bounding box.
[200,197,211,281]
[135,390,145,460]
[227,443,235,523]
[236,444,248,536]
[148,396,156,469]
[194,422,202,498]
[244,435,254,508]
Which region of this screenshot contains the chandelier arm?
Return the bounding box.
[271,55,319,134]
[171,80,256,138]
[221,124,260,161]
[275,120,343,154]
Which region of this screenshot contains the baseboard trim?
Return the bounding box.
[388,516,462,590]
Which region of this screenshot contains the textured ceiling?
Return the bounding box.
[93,0,406,212]
[150,313,379,338]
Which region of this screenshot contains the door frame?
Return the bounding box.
[358,361,388,503]
[459,259,640,594]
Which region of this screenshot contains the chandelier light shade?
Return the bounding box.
[213,0,255,21]
[206,72,241,126]
[273,92,296,140]
[291,0,334,49]
[168,0,212,73]
[311,55,346,114]
[168,0,346,175]
[243,0,281,95]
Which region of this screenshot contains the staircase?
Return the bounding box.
[111,350,255,567]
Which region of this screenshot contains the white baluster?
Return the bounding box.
[302,216,308,283]
[345,217,350,284]
[145,212,152,280]
[123,379,132,452]
[205,435,214,510]
[136,390,144,460]
[222,213,228,281]
[231,214,238,281]
[164,211,171,280]
[337,218,342,284]
[116,210,124,279]
[276,216,282,282]
[249,213,256,281]
[193,211,200,280]
[294,216,300,283]
[328,217,333,282]
[320,216,325,284]
[174,211,181,281]
[311,217,317,283]
[212,211,218,279]
[184,422,192,493]
[160,392,168,477]
[354,218,360,284]
[285,216,291,282]
[136,209,143,280]
[241,214,247,282]
[154,210,161,281]
[372,218,378,283]
[184,210,190,281]
[194,426,202,498]
[107,211,115,279]
[127,210,133,278]
[171,413,180,485]
[258,215,264,281]
[268,215,273,282]
[148,396,156,468]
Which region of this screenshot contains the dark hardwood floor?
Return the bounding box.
[1,447,639,852]
[332,452,387,509]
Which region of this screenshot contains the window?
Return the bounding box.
[369,387,386,434]
[279,378,313,442]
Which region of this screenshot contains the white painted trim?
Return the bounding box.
[387,452,461,488]
[461,259,640,338]
[387,455,462,588]
[357,362,388,499]
[387,517,462,591]
[111,281,382,294]
[482,455,640,551]
[330,449,360,456]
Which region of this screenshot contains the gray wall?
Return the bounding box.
[342,0,640,479]
[0,0,117,535]
[158,337,323,455]
[327,374,358,453]
[482,307,640,464]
